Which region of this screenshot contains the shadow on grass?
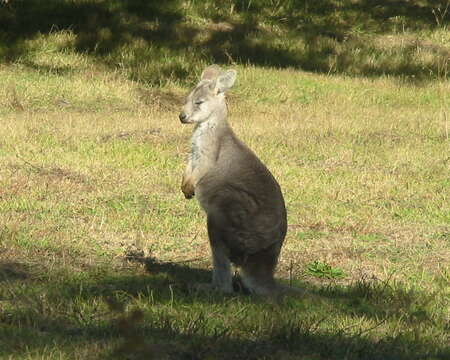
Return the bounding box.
[0,0,449,84]
[0,261,30,282]
[0,257,447,359]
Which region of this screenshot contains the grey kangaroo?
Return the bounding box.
[179,65,287,295]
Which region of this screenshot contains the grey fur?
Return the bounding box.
[179,65,287,295]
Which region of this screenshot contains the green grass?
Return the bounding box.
[306,260,346,279]
[1,66,448,360]
[1,1,450,359]
[1,0,449,85]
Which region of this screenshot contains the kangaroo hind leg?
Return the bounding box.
[207,217,233,293]
[240,242,282,295]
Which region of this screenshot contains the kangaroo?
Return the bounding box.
[179,65,288,296]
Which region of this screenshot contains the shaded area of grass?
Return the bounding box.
[0,256,448,360]
[1,0,449,84]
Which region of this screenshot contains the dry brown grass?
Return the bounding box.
[0,62,449,359]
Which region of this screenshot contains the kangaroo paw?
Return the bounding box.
[181,179,195,199]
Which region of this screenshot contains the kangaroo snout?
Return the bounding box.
[179,112,189,123]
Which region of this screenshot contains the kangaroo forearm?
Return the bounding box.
[181,161,195,199]
[181,161,209,199]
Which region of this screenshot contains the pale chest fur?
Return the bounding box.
[190,121,218,170]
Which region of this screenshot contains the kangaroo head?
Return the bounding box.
[179,65,236,124]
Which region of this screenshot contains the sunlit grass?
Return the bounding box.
[0,1,449,357]
[1,60,449,359]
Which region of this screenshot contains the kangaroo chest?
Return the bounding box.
[190,122,219,170]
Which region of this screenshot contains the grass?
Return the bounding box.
[1,1,450,359]
[306,260,345,279]
[1,63,449,360]
[1,0,449,85]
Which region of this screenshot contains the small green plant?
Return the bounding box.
[306,260,345,279]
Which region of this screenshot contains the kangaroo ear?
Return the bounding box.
[214,70,237,94]
[201,65,222,81]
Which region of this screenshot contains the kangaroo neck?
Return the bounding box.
[191,111,229,167]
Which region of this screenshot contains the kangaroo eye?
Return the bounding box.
[194,100,204,105]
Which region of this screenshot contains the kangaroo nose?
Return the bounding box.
[179,113,188,123]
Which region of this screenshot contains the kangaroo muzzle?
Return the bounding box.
[179,112,189,123]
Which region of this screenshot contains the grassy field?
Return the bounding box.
[1,0,450,84]
[1,1,450,359]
